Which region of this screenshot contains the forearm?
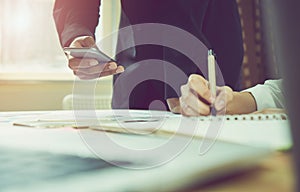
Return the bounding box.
[226,92,257,114]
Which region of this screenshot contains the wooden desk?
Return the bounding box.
[198,152,295,192]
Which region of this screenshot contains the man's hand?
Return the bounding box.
[66,36,124,79]
[179,74,234,116]
[166,98,181,114]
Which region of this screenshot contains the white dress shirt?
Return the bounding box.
[243,79,285,111]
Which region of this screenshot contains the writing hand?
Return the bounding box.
[179,74,233,116]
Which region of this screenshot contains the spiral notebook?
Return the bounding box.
[12,111,292,150]
[89,113,291,150]
[155,113,292,150]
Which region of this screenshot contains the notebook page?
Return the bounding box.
[158,114,292,150]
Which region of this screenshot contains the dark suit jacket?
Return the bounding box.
[53,0,243,110]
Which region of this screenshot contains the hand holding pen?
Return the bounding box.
[179,50,234,116]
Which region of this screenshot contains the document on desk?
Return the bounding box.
[13,115,164,131]
[12,110,169,133]
[91,113,292,150]
[156,113,292,150]
[12,110,292,150]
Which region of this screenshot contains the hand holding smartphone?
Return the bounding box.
[63,47,117,64]
[63,47,124,79]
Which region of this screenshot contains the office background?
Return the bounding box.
[0,0,280,111]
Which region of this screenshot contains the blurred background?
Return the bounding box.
[0,0,280,111]
[0,0,120,111]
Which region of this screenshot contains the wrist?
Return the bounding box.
[225,91,238,114]
[226,91,257,114]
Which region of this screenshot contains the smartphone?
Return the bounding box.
[63,47,116,64]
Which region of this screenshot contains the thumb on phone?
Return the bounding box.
[70,36,96,48]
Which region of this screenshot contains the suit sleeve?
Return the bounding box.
[53,0,101,47]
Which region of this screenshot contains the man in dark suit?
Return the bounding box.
[53,0,243,110]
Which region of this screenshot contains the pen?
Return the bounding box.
[208,49,217,116]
